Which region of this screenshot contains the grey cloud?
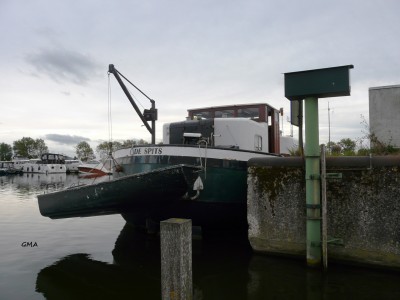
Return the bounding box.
[45,134,90,145]
[26,48,101,85]
[60,91,71,96]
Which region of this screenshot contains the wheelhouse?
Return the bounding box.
[187,103,281,154]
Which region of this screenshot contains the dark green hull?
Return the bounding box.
[37,165,201,219]
[118,164,249,229]
[114,149,253,230]
[115,154,248,204]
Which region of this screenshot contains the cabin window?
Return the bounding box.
[238,108,259,120]
[215,109,234,118]
[254,135,262,151]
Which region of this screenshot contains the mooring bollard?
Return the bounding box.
[160,218,192,300]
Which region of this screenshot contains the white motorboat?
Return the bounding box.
[65,159,81,173]
[18,153,67,174]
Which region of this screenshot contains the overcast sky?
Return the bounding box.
[1,0,399,157]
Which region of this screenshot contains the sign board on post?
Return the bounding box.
[284,65,354,101]
[283,64,354,269]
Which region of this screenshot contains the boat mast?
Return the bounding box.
[108,64,157,144]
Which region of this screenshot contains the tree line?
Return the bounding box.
[0,137,149,161]
[2,133,398,161]
[290,137,399,156]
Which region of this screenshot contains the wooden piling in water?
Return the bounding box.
[160,218,192,300]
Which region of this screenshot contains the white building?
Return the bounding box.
[369,85,400,148]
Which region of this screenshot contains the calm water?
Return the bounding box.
[0,173,399,299]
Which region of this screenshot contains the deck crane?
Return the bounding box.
[108,64,157,144]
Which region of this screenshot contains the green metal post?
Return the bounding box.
[304,96,321,267]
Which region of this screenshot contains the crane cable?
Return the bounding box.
[108,74,113,144]
[107,74,124,174]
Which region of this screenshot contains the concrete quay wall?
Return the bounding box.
[247,156,400,269]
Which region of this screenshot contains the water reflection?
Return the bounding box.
[36,223,400,299]
[36,225,161,299]
[36,253,160,299]
[36,224,252,299]
[247,255,400,299]
[0,173,113,197]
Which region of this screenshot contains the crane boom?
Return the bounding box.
[108,64,157,144]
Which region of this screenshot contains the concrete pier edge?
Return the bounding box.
[247,156,400,270]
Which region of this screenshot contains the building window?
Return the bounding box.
[193,111,212,119]
[238,107,259,120]
[215,109,234,118]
